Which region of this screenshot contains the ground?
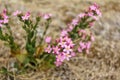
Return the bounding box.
[0,0,120,80]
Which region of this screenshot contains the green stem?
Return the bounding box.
[40,20,51,44]
[23,18,40,55]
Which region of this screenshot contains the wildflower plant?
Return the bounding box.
[0,3,101,74]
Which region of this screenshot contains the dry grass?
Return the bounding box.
[0,0,120,80]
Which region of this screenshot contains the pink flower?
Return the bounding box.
[67,40,74,48]
[22,12,30,20]
[92,16,98,20]
[79,29,86,34]
[3,19,9,24]
[63,52,72,61]
[93,3,99,9]
[13,10,21,16]
[77,41,92,54]
[56,54,65,62]
[91,35,95,41]
[87,12,93,17]
[52,46,60,54]
[71,52,76,57]
[95,9,102,17]
[88,3,101,19]
[0,20,3,27]
[58,38,66,48]
[78,13,85,18]
[1,9,8,19]
[60,30,68,37]
[88,3,101,18]
[86,49,89,54]
[85,42,91,54]
[45,45,52,53]
[78,30,87,39]
[67,24,74,32]
[0,9,9,24]
[71,19,79,26]
[45,36,51,43]
[64,36,71,42]
[79,42,86,49]
[0,23,2,27]
[86,42,91,49]
[89,22,94,27]
[3,9,7,14]
[2,14,8,19]
[38,12,43,17]
[59,41,66,48]
[54,61,62,66]
[78,47,82,53]
[89,5,97,11]
[63,45,73,54]
[0,20,3,23]
[43,13,52,20]
[58,36,74,48]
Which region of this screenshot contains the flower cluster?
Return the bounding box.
[0,9,9,27]
[43,13,52,20]
[0,3,101,70]
[77,30,95,54]
[45,3,101,66]
[67,3,101,32]
[13,10,21,16]
[22,12,30,20]
[45,32,75,66]
[66,3,101,54]
[13,10,30,21]
[13,10,52,21]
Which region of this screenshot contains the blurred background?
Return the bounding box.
[0,0,120,80]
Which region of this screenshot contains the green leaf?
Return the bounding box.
[29,31,34,38]
[16,53,28,63]
[26,44,35,55]
[0,67,8,74]
[14,62,19,69]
